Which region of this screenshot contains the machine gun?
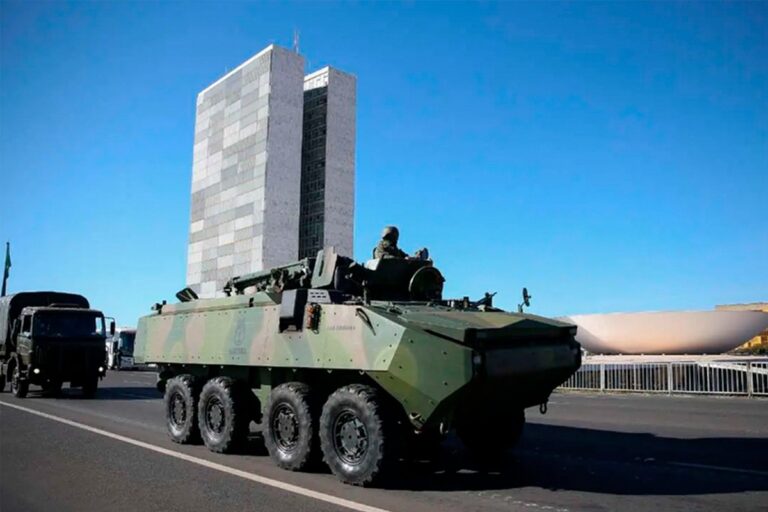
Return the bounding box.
[224,258,316,295]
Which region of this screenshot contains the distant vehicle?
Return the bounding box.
[0,291,113,397]
[107,328,137,370]
[135,247,581,486]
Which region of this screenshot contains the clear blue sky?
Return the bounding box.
[1,1,766,325]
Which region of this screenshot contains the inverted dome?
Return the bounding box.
[560,310,768,355]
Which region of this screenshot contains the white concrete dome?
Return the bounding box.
[560,310,768,355]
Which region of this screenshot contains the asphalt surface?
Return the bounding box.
[1,372,766,512]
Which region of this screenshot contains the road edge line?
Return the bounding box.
[0,400,391,512]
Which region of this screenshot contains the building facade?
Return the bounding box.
[299,67,356,259]
[716,303,768,352]
[186,46,356,297]
[187,45,305,297]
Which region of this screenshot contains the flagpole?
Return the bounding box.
[2,241,10,297]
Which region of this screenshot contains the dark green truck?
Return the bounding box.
[0,291,113,397]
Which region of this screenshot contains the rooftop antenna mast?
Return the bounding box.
[293,28,300,54]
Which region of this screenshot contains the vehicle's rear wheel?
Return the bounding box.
[319,384,399,486]
[10,362,28,398]
[456,407,525,461]
[264,382,319,471]
[0,372,6,393]
[198,377,250,453]
[165,374,201,444]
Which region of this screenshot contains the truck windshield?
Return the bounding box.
[33,312,106,338]
[118,332,136,355]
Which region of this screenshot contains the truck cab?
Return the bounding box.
[0,292,113,397]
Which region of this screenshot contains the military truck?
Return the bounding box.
[135,248,581,486]
[0,291,113,397]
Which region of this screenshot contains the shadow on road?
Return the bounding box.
[382,423,768,495]
[19,386,162,401]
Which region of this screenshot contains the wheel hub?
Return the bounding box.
[333,410,368,465]
[170,392,186,426]
[272,403,299,451]
[205,397,225,434]
[11,367,19,392]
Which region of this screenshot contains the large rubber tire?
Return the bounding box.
[10,362,28,398]
[197,376,250,453]
[263,382,319,471]
[456,408,525,461]
[319,384,399,486]
[0,372,6,393]
[165,374,201,444]
[82,376,99,398]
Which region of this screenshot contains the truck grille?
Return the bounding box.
[36,342,105,377]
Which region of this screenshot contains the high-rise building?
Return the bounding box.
[186,45,356,297]
[187,45,305,297]
[299,67,356,259]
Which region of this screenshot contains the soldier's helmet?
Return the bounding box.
[381,225,399,243]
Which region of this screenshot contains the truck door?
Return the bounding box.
[17,314,33,364]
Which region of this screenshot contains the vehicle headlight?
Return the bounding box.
[32,368,40,374]
[98,366,104,373]
[472,352,484,373]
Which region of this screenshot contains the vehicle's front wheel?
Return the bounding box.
[10,362,28,398]
[197,377,250,453]
[42,380,63,397]
[82,376,99,398]
[0,372,6,393]
[264,382,319,471]
[165,374,201,444]
[319,384,399,486]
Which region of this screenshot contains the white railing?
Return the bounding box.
[560,357,768,397]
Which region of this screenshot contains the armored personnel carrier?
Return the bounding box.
[135,248,581,486]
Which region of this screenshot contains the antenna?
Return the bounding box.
[293,28,300,54]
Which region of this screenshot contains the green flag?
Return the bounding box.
[2,242,10,296]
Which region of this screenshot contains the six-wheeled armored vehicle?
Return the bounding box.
[135,248,581,485]
[0,291,113,397]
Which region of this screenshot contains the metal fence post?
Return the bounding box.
[747,361,753,398]
[667,362,673,395]
[600,363,605,392]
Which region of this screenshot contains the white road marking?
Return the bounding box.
[667,461,768,478]
[0,400,391,512]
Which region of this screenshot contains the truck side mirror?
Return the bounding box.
[110,320,116,336]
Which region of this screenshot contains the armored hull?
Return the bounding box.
[136,248,581,485]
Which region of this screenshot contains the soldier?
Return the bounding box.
[373,226,408,259]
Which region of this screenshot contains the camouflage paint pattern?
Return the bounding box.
[136,289,580,427]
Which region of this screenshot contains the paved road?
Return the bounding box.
[1,372,766,512]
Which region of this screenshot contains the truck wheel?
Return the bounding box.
[264,382,319,471]
[165,375,201,444]
[0,373,5,393]
[197,377,250,453]
[82,376,99,398]
[10,363,28,398]
[42,380,63,397]
[319,384,398,486]
[456,408,525,461]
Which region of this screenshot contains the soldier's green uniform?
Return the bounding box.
[373,226,408,259]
